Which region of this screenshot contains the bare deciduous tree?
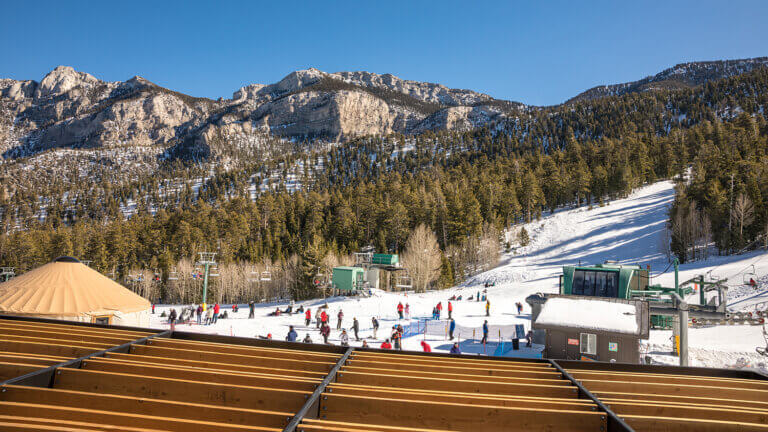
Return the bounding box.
[401,224,442,292]
[733,193,755,238]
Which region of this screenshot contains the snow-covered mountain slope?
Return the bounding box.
[148,179,768,369]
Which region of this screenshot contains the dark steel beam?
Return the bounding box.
[0,330,171,388]
[0,313,165,334]
[283,347,353,432]
[549,359,634,432]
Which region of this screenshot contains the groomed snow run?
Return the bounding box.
[149,179,768,370]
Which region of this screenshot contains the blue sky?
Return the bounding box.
[2,1,766,106]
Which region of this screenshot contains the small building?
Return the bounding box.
[533,295,649,364]
[331,266,365,292]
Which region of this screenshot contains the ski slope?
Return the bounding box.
[150,179,768,369]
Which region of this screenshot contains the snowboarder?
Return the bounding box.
[380,339,392,349]
[248,301,255,319]
[340,329,349,347]
[352,317,360,341]
[286,325,298,342]
[320,323,331,344]
[212,303,220,323]
[450,342,461,355]
[485,299,490,317]
[448,301,453,319]
[337,310,344,330]
[303,333,312,343]
[305,308,312,326]
[449,318,456,340]
[372,316,380,339]
[397,302,404,319]
[420,340,432,352]
[481,320,489,345]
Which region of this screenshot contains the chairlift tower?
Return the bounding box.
[196,252,217,308]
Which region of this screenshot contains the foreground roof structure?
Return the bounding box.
[0,315,766,431]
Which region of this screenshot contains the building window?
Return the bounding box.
[573,270,619,298]
[580,333,597,355]
[92,316,111,325]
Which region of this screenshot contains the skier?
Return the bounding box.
[213,303,220,323]
[303,333,312,343]
[248,301,255,319]
[397,302,404,319]
[485,299,490,317]
[516,301,523,315]
[337,310,344,330]
[371,316,380,339]
[286,325,298,342]
[340,329,349,347]
[420,340,432,352]
[352,317,360,341]
[481,320,489,345]
[320,322,331,344]
[436,302,442,319]
[320,310,328,327]
[448,301,453,319]
[450,342,461,355]
[380,339,392,349]
[449,318,456,340]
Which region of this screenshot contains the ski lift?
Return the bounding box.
[395,272,413,290]
[209,266,219,277]
[743,265,757,286]
[167,267,179,281]
[260,266,272,282]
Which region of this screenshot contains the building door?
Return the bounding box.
[548,331,567,359]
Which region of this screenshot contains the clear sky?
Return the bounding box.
[2,1,766,106]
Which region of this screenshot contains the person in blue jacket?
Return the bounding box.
[481,320,489,345]
[286,325,298,342]
[449,318,456,340]
[450,342,461,354]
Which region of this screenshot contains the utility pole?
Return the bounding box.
[196,252,217,309]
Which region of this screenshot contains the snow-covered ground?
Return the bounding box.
[149,179,768,370]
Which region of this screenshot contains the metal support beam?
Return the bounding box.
[0,330,171,388]
[283,347,353,432]
[549,360,634,432]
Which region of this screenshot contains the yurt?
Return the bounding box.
[0,256,151,327]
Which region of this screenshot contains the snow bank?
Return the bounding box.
[536,297,639,335]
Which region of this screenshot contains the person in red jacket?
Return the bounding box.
[436,301,442,319]
[305,308,312,326]
[380,339,392,349]
[212,303,220,324]
[447,301,453,319]
[397,302,404,319]
[420,340,432,352]
[320,310,328,325]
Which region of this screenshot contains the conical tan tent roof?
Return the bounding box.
[0,257,150,317]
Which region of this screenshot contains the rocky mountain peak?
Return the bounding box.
[35,65,101,99]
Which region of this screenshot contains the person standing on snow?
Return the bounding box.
[196,304,203,325]
[516,302,523,315]
[405,303,410,319]
[485,299,490,317]
[320,309,328,327]
[420,340,432,352]
[448,301,453,319]
[371,316,380,339]
[397,302,404,319]
[212,303,220,324]
[248,301,255,319]
[204,308,212,325]
[481,320,489,345]
[352,317,360,341]
[476,291,480,302]
[450,342,461,354]
[391,326,402,350]
[316,308,322,328]
[305,308,312,326]
[286,325,298,342]
[320,322,331,344]
[436,302,443,319]
[340,329,349,347]
[449,318,456,340]
[337,310,344,330]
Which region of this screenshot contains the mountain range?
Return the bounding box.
[2,56,766,164]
